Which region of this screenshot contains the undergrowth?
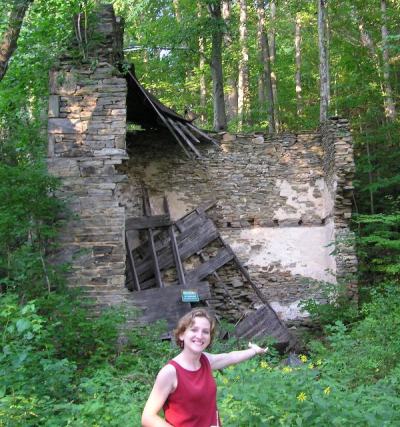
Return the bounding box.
[1,283,400,426]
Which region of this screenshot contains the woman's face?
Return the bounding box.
[180,316,211,353]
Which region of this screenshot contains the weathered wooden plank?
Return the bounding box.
[125,233,141,291]
[164,197,187,287]
[167,118,202,158]
[176,121,201,144]
[135,218,218,281]
[143,188,164,288]
[135,219,212,276]
[186,122,219,146]
[132,211,208,262]
[185,248,234,283]
[132,281,211,305]
[126,214,171,230]
[128,281,211,328]
[174,201,216,232]
[132,229,170,264]
[234,306,297,350]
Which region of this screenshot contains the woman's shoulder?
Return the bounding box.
[202,352,214,367]
[158,362,177,377]
[155,363,177,388]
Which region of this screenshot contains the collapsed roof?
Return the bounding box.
[125,66,217,158]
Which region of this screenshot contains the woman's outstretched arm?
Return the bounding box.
[205,342,268,370]
[141,364,176,427]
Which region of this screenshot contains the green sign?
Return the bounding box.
[181,290,200,303]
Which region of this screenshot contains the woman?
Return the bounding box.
[141,308,268,427]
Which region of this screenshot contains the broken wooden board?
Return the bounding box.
[126,214,171,230]
[234,306,297,351]
[132,215,219,288]
[127,281,211,329]
[125,201,296,350]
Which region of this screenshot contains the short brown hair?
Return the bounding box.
[174,308,216,349]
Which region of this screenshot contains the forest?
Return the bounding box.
[0,0,399,425]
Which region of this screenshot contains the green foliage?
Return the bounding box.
[300,282,360,328]
[0,291,136,426]
[2,284,400,426]
[217,286,400,426]
[0,162,63,298]
[354,212,400,294]
[0,294,77,425]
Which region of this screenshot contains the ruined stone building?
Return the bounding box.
[47,5,357,345]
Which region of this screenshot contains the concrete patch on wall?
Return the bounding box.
[224,223,337,283]
[274,178,334,223]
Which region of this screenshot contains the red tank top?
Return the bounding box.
[163,353,219,427]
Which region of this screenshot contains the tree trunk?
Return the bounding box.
[257,0,266,107]
[0,0,34,82]
[197,4,206,124]
[318,0,330,123]
[222,0,238,122]
[269,0,279,131]
[208,1,227,131]
[172,0,181,22]
[351,8,388,117]
[237,0,249,130]
[295,12,302,117]
[381,0,396,121]
[256,0,275,133]
[199,35,206,111]
[365,137,375,215]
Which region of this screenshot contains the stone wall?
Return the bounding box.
[47,6,130,308]
[320,118,358,296]
[118,124,357,322]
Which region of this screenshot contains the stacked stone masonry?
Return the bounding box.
[118,124,358,322]
[47,60,130,307]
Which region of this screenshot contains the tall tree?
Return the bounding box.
[208,0,227,131]
[0,0,34,82]
[197,3,207,123]
[256,0,275,132]
[295,12,302,116]
[268,0,279,130]
[222,0,238,122]
[350,5,391,121]
[318,0,330,122]
[237,0,249,130]
[172,0,181,22]
[380,0,396,121]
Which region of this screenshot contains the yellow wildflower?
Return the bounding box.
[323,386,331,395]
[260,361,269,369]
[282,366,293,373]
[297,392,307,402]
[299,354,308,363]
[308,363,315,369]
[316,359,322,366]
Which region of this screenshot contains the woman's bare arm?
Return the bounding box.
[205,342,268,370]
[141,364,176,427]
